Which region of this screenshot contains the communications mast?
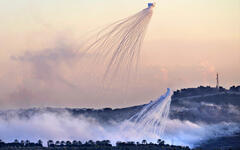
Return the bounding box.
[216,73,219,89]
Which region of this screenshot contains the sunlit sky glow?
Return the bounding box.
[0,0,239,109]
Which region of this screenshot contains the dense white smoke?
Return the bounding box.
[164,119,240,147]
[0,111,239,147]
[0,89,239,148]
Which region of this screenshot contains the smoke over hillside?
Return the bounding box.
[0,86,240,148]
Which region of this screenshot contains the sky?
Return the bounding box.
[0,0,239,109]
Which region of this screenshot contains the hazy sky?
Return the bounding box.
[0,0,239,109]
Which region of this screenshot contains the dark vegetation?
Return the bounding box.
[0,85,239,150]
[196,132,240,150]
[0,139,192,150]
[172,85,240,99]
[170,85,240,123]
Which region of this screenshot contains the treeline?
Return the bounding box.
[0,139,192,150]
[0,139,43,148]
[172,85,240,99]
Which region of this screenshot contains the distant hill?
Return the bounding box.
[1,85,239,124]
[170,85,240,123]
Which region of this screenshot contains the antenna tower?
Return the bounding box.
[216,73,219,89]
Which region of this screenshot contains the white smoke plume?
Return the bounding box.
[79,5,154,80]
[0,111,239,148]
[129,88,172,137]
[0,89,239,148]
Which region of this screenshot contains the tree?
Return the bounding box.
[86,140,95,146]
[116,141,126,147]
[230,86,237,92]
[159,140,165,146]
[66,141,72,147]
[0,139,5,148]
[20,140,25,147]
[55,141,60,146]
[96,141,102,146]
[72,140,78,146]
[60,141,65,147]
[14,139,19,144]
[219,86,225,92]
[142,140,147,144]
[12,139,20,147]
[25,140,30,147]
[96,140,111,146]
[126,141,135,146]
[37,140,43,147]
[157,139,161,144]
[103,140,111,146]
[47,140,54,147]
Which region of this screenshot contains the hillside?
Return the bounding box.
[0,85,240,149]
[1,85,239,124]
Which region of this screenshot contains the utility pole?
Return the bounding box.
[216,73,219,89]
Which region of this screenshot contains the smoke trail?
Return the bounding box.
[129,88,172,138]
[80,5,154,80]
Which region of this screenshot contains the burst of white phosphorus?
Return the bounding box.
[81,6,154,79]
[129,88,172,137]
